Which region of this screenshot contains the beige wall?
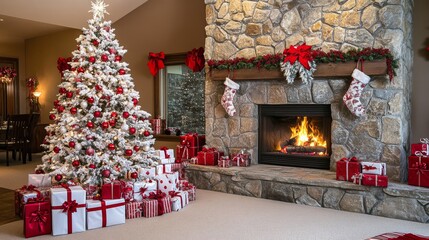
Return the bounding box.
[24,0,205,126]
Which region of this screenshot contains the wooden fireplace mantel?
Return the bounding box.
[208,59,387,81]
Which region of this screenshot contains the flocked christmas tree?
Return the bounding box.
[36,0,157,187]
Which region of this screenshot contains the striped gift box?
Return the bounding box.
[125,201,143,219]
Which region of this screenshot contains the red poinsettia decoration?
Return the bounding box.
[147,52,165,76]
[185,47,205,72]
[282,43,313,70]
[0,66,17,83]
[57,57,72,77]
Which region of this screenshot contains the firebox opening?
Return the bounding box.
[258,104,332,170]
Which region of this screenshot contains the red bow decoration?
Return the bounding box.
[30,209,49,232]
[139,187,148,198]
[283,43,313,70]
[147,190,168,215]
[21,184,36,191]
[147,52,165,76]
[61,200,79,214]
[57,57,72,77]
[362,165,377,171]
[339,157,359,163]
[233,153,246,163]
[185,47,205,72]
[160,146,170,158]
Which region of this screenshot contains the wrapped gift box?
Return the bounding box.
[84,184,100,200]
[101,181,122,200]
[176,133,206,162]
[411,138,429,155]
[231,153,250,167]
[336,157,361,182]
[169,190,189,211]
[197,148,223,166]
[408,155,429,187]
[155,147,175,164]
[156,164,172,175]
[125,201,143,219]
[120,181,134,202]
[139,167,156,179]
[176,144,193,162]
[86,199,125,230]
[142,192,172,218]
[51,185,86,235]
[218,156,231,168]
[157,172,179,194]
[28,174,52,188]
[133,180,157,201]
[23,201,52,238]
[180,183,196,201]
[361,161,386,175]
[361,174,388,188]
[15,185,50,218]
[149,118,165,135]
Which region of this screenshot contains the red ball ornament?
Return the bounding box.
[130,172,138,179]
[101,54,108,62]
[70,107,77,114]
[143,131,150,137]
[129,127,136,134]
[101,122,109,129]
[108,143,115,151]
[87,121,94,128]
[54,100,60,107]
[133,145,140,152]
[35,169,45,174]
[59,88,67,94]
[115,55,122,62]
[92,40,99,47]
[111,112,118,118]
[72,160,80,167]
[57,106,65,113]
[86,148,95,156]
[89,163,96,169]
[109,119,116,127]
[94,111,101,118]
[69,141,76,148]
[87,97,95,104]
[53,147,60,153]
[116,87,123,94]
[125,149,133,156]
[122,112,130,119]
[132,114,138,120]
[74,77,82,82]
[132,98,138,106]
[54,174,63,182]
[89,56,96,63]
[118,69,126,75]
[108,48,116,54]
[95,85,102,91]
[66,92,73,98]
[101,169,111,178]
[77,67,85,73]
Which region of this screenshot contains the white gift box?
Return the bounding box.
[156,172,179,194]
[28,174,52,188]
[139,167,156,179]
[155,148,175,159]
[157,157,176,164]
[156,164,172,175]
[170,190,189,211]
[51,186,86,236]
[361,162,386,175]
[133,180,157,201]
[86,199,125,230]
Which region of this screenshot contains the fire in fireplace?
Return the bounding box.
[258,104,331,169]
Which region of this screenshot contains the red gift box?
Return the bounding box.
[180,183,196,201]
[149,118,165,135]
[177,133,205,162]
[24,201,52,238]
[142,191,172,218]
[197,148,223,166]
[218,156,231,168]
[361,174,388,188]
[15,185,49,218]
[101,181,122,200]
[231,153,250,167]
[408,155,429,187]
[411,138,429,155]
[336,157,361,182]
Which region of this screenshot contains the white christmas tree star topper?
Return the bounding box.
[89,0,109,19]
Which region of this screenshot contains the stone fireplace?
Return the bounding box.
[203,0,413,182]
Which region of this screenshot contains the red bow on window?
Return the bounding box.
[147,52,165,76]
[185,47,205,72]
[283,44,313,70]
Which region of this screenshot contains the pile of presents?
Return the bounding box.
[336,138,429,189]
[176,133,251,168]
[15,148,196,238]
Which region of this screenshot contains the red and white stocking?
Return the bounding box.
[221,77,240,116]
[343,68,371,117]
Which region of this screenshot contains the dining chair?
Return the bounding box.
[0,114,31,166]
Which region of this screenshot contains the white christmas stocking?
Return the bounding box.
[221,77,240,116]
[343,68,371,117]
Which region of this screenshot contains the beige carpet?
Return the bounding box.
[0,153,428,240]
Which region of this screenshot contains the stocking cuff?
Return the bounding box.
[352,68,370,84]
[224,77,240,90]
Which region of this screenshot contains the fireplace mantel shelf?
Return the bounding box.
[208,60,387,81]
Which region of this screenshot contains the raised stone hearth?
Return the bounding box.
[186,165,429,223]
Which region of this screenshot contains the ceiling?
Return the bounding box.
[0,0,149,43]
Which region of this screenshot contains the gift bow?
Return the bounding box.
[139,187,148,198]
[147,52,165,76]
[147,190,168,215]
[21,184,36,191]
[169,191,184,208]
[415,151,428,157]
[283,43,313,70]
[362,165,377,171]
[232,154,246,163]
[185,47,205,72]
[30,209,49,232]
[160,146,170,158]
[351,173,363,185]
[420,138,429,144]
[61,200,79,214]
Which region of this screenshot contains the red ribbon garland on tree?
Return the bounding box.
[147,52,165,76]
[185,47,205,72]
[283,43,313,70]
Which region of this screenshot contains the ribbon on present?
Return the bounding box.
[232,153,248,166]
[29,203,49,233]
[185,47,205,72]
[147,190,168,215]
[351,173,363,185]
[412,154,429,186]
[419,138,429,144]
[415,151,428,157]
[21,184,37,192]
[147,52,165,76]
[283,43,313,70]
[86,200,125,228]
[181,144,190,160]
[169,191,184,208]
[120,181,133,202]
[160,146,171,159]
[338,157,359,180]
[139,187,148,199]
[51,185,85,234]
[362,164,377,171]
